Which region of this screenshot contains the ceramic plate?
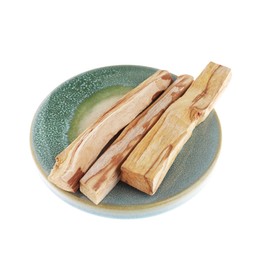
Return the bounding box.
[30,65,221,218]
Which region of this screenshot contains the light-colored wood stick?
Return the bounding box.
[121,62,231,195]
[48,70,172,192]
[80,75,193,204]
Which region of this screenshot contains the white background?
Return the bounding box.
[1,0,259,259]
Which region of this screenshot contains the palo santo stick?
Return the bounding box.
[121,62,231,195]
[48,70,172,192]
[80,75,193,204]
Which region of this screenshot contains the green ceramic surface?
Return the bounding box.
[30,65,221,218]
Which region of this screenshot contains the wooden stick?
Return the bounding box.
[48,70,172,192]
[80,75,193,204]
[121,62,231,195]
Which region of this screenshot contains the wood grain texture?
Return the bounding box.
[48,70,172,192]
[79,75,193,204]
[121,62,231,195]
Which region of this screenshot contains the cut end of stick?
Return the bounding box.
[120,167,155,195]
[48,173,79,192]
[80,170,121,204]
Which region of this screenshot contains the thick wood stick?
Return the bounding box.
[80,75,193,204]
[121,62,231,195]
[48,70,172,192]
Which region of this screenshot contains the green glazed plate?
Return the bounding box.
[30,65,221,218]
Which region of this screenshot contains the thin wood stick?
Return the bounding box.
[121,62,231,195]
[80,75,193,204]
[48,70,172,192]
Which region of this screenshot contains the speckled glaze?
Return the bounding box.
[30,65,221,218]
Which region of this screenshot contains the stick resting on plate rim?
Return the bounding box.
[121,62,231,195]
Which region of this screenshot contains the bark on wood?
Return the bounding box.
[48,70,172,192]
[121,62,231,195]
[80,75,193,204]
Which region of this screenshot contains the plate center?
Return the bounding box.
[68,85,132,142]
